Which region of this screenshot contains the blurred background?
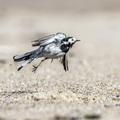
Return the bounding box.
[0,0,120,120]
[0,0,120,56]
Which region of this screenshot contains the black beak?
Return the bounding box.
[76,40,81,42]
[75,40,81,43]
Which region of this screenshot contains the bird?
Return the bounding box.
[13,32,80,73]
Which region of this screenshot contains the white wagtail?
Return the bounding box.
[13,32,80,73]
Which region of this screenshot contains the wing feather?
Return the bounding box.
[62,54,69,71]
[32,32,66,47]
[32,34,55,47]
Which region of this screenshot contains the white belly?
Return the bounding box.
[42,44,65,59]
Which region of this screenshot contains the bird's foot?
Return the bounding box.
[32,65,38,73]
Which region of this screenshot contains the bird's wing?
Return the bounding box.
[31,34,55,47]
[61,54,69,71]
[32,32,66,47]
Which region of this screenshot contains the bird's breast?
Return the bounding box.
[60,44,69,53]
[41,44,63,58]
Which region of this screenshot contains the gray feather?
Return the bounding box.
[13,52,32,62]
[32,34,55,47]
[32,32,66,47]
[17,60,30,71]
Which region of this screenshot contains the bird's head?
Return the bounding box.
[68,37,80,45]
[61,37,80,53]
[63,37,80,47]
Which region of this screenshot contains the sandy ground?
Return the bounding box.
[0,1,120,120]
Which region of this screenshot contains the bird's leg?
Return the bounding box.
[32,58,48,73]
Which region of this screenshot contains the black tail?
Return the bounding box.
[13,50,37,71]
[13,51,34,62]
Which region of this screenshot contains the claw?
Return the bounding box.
[32,65,38,73]
[32,58,48,73]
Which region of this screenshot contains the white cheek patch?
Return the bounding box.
[69,39,74,44]
[69,39,72,43]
